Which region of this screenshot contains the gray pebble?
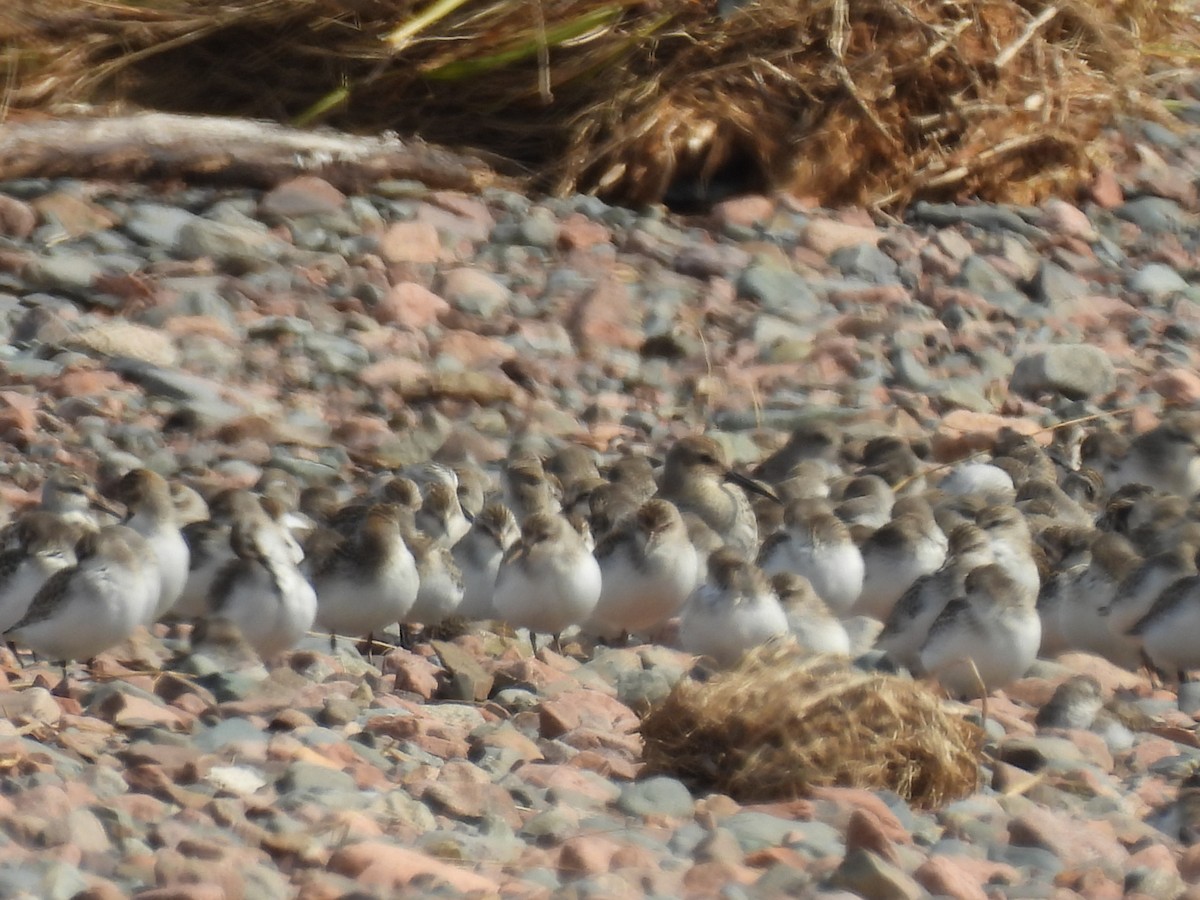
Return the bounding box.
[616,776,694,818]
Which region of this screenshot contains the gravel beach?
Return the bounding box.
[2,97,1200,899]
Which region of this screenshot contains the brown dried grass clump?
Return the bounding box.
[640,644,983,809]
[2,0,1197,209]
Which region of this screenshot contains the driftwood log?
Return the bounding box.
[0,113,505,193]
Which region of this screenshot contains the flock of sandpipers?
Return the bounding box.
[4,411,1200,700]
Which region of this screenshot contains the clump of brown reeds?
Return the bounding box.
[639,643,983,809]
[2,0,1196,209]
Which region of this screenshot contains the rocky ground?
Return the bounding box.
[1,88,1200,899]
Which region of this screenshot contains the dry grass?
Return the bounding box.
[2,0,1196,209]
[640,643,982,808]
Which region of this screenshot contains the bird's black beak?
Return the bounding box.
[725,470,782,505]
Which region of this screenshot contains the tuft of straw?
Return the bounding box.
[640,643,983,809]
[2,0,1197,209]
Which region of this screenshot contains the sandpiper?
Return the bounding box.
[0,512,84,633]
[938,462,1016,506]
[109,469,190,622]
[1053,532,1142,668]
[1104,542,1199,649]
[502,457,563,520]
[1112,413,1200,497]
[415,481,472,548]
[453,501,520,621]
[753,419,843,484]
[606,453,659,502]
[403,527,466,628]
[876,522,995,672]
[493,512,601,649]
[311,504,419,648]
[976,504,1040,606]
[1034,675,1103,730]
[208,515,317,661]
[919,563,1042,699]
[771,571,850,657]
[678,547,789,668]
[758,502,864,616]
[832,474,895,531]
[38,468,110,531]
[656,435,779,560]
[589,498,699,638]
[6,525,160,673]
[854,513,946,621]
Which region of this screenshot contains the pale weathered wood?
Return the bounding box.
[0,112,505,192]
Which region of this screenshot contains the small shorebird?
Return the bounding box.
[758,502,863,616]
[453,501,519,621]
[1104,542,1198,650]
[0,512,84,633]
[403,528,465,629]
[109,469,190,622]
[6,525,160,679]
[311,504,419,649]
[208,515,317,661]
[1034,675,1103,730]
[876,522,995,673]
[415,481,472,548]
[1128,572,1200,683]
[1051,532,1141,668]
[589,498,699,638]
[679,547,789,668]
[754,420,843,484]
[771,571,850,657]
[655,435,779,560]
[493,512,601,650]
[1112,413,1200,497]
[502,457,563,521]
[919,563,1042,699]
[854,513,946,621]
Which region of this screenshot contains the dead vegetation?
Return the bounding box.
[639,644,983,808]
[2,0,1197,209]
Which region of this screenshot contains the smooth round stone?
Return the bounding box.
[1129,262,1189,297]
[723,811,798,853]
[616,776,695,818]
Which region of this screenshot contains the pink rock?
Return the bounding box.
[557,213,611,250]
[0,195,35,239]
[930,411,1044,461]
[537,689,638,739]
[1090,169,1123,209]
[801,219,882,255]
[809,787,914,844]
[260,176,346,218]
[514,762,622,806]
[1054,653,1147,694]
[328,841,495,893]
[357,357,429,388]
[421,194,495,242]
[557,834,623,876]
[133,886,226,900]
[711,195,776,230]
[31,191,118,237]
[914,855,990,900]
[1008,806,1127,869]
[379,221,441,264]
[1042,199,1098,242]
[434,330,517,367]
[843,808,902,864]
[380,649,441,700]
[1151,368,1200,406]
[374,282,449,328]
[571,276,642,356]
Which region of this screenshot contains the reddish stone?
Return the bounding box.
[380,649,441,700]
[260,176,346,218]
[327,841,495,893]
[1152,368,1200,406]
[0,195,35,239]
[914,855,990,900]
[844,808,901,864]
[433,330,516,366]
[1008,807,1126,869]
[557,213,611,251]
[557,834,622,876]
[537,689,638,739]
[711,195,776,230]
[571,277,642,357]
[1090,169,1123,209]
[801,219,882,255]
[379,221,441,264]
[375,281,449,328]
